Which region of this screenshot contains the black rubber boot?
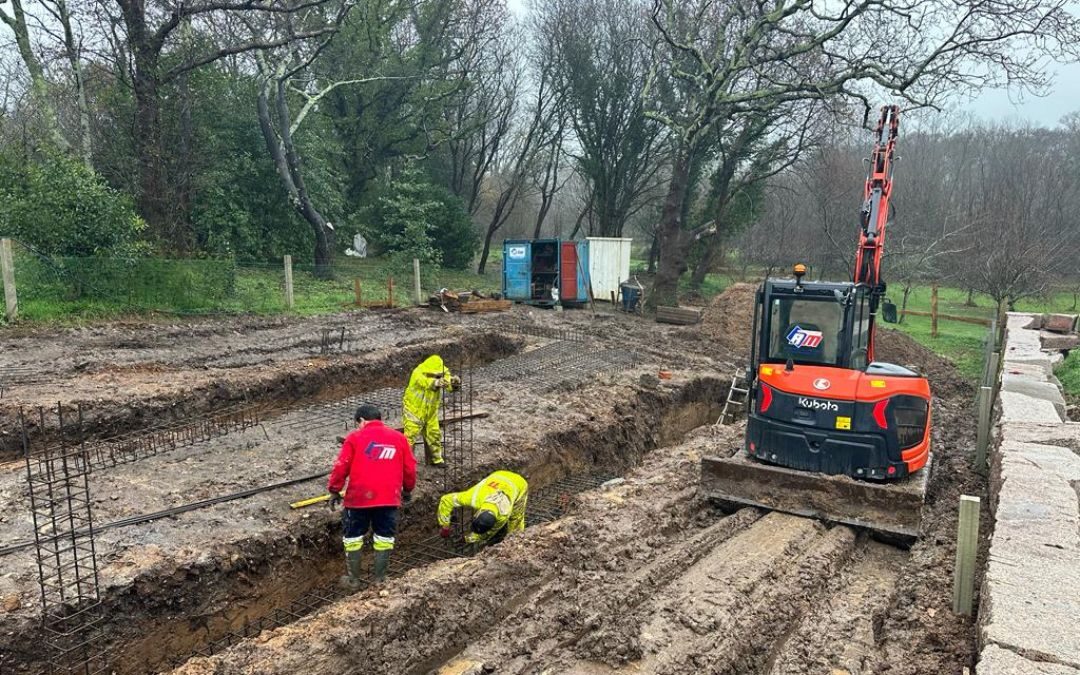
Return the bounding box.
[338,550,363,591]
[373,550,391,583]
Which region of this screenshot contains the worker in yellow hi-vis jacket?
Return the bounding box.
[437,470,528,546]
[402,355,459,467]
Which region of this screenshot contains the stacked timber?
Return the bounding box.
[655,305,703,325]
[428,289,511,314]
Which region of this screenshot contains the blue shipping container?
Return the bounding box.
[502,239,590,306]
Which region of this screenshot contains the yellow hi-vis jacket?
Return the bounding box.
[403,355,454,421]
[438,470,528,544]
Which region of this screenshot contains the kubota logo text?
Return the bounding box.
[786,325,823,349]
[797,397,839,412]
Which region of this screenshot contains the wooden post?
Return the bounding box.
[952,495,981,615]
[975,385,992,475]
[353,278,362,306]
[0,238,16,321]
[412,258,422,306]
[387,276,394,308]
[995,296,1008,350]
[931,284,939,338]
[283,255,295,310]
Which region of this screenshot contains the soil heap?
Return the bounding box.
[701,283,757,357]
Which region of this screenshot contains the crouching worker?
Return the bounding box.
[437,470,528,547]
[328,404,416,589]
[402,355,460,467]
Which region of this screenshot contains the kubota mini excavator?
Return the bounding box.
[702,105,931,541]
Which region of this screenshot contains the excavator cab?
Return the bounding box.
[746,274,931,479]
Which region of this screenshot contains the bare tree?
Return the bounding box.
[539,0,667,238]
[475,24,565,274]
[644,0,1080,307]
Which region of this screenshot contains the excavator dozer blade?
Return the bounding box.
[701,452,931,543]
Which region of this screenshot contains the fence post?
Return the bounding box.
[931,284,939,338]
[0,238,16,321]
[975,385,992,475]
[995,296,1008,350]
[952,495,981,615]
[413,258,422,306]
[354,278,362,306]
[283,255,294,310]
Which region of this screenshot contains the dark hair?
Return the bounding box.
[471,510,497,534]
[354,404,382,422]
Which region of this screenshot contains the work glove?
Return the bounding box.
[328,492,342,509]
[439,526,452,538]
[433,379,446,389]
[449,375,461,388]
[402,490,412,504]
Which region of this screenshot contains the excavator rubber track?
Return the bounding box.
[701,452,931,544]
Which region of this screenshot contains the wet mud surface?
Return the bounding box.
[0,303,985,675]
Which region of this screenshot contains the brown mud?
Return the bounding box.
[0,302,986,675]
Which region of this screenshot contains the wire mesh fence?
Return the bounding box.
[3,240,502,322]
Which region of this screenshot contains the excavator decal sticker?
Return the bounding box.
[786,325,823,349]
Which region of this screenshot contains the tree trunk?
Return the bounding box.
[965,287,976,307]
[650,151,694,308]
[132,45,173,246]
[647,234,659,274]
[1,0,69,151]
[56,0,92,167]
[257,74,335,277]
[689,237,719,290]
[899,283,913,324]
[477,225,497,275]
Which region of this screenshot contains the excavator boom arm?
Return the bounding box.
[854,105,899,288]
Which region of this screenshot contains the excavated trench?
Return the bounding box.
[0,331,521,463]
[1,354,726,674]
[159,337,991,675]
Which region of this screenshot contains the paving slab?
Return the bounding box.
[1041,332,1080,351]
[980,313,1080,672]
[1000,390,1064,424]
[1001,375,1068,418]
[1001,362,1056,383]
[1044,313,1079,334]
[978,644,1080,675]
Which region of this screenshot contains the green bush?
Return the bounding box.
[0,150,147,256]
[364,170,477,269]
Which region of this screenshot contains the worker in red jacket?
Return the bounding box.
[328,403,416,589]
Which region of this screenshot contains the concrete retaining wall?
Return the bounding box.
[977,313,1080,674]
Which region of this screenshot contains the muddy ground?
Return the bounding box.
[0,291,986,675]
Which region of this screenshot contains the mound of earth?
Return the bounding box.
[701,283,757,357]
[875,327,972,398]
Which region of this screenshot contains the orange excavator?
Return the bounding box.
[702,106,931,541]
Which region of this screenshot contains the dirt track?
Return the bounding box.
[0,291,987,675]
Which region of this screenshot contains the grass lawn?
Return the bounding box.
[5,257,499,325]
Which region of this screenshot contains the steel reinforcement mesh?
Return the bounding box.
[22,405,109,675]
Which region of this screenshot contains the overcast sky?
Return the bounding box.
[505,0,1078,127]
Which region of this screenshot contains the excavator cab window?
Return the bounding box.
[850,287,873,370]
[766,297,845,366]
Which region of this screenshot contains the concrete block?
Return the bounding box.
[1000,421,1080,449]
[1044,313,1079,334]
[1000,391,1064,424]
[977,644,1080,675]
[1002,363,1055,383]
[982,552,1080,669]
[1041,332,1080,350]
[1001,375,1067,418]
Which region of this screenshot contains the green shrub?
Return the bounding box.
[0,150,147,256]
[364,169,478,269]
